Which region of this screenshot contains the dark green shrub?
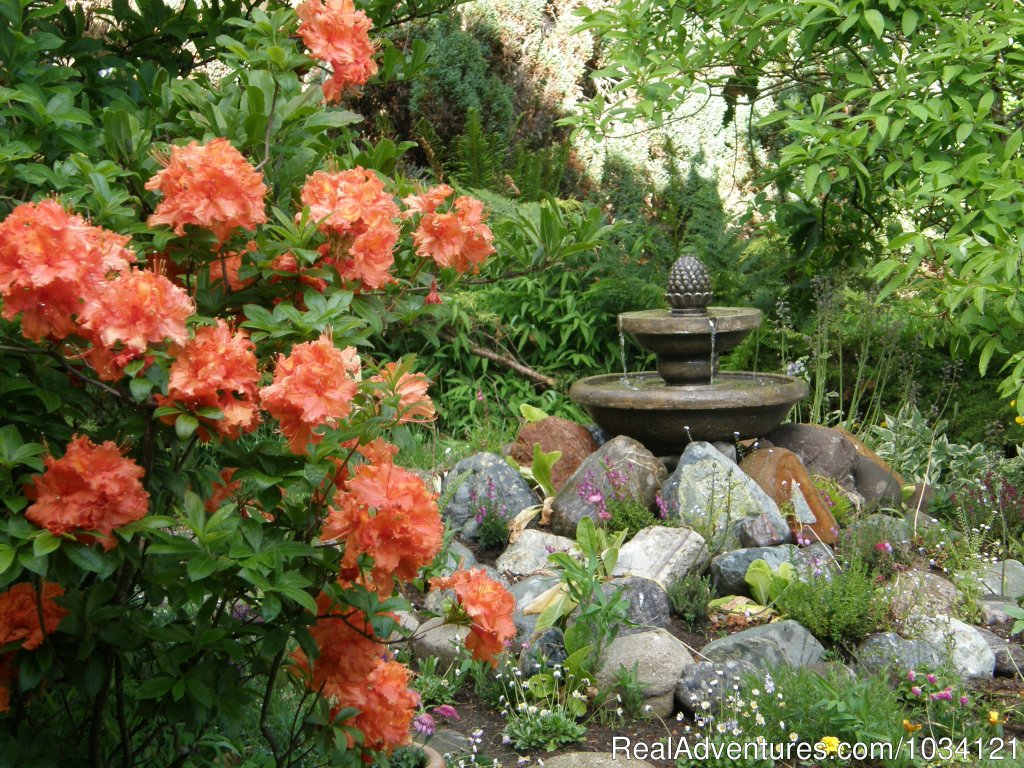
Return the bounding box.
[409,17,514,143]
[775,559,888,646]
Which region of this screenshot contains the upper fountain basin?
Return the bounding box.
[619,307,762,385]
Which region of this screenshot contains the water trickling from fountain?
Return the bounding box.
[684,425,693,443]
[617,317,639,390]
[708,315,718,384]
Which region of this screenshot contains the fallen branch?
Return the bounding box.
[440,329,557,389]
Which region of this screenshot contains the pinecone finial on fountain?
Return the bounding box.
[666,251,712,315]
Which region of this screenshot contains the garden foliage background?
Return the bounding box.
[1,0,1023,765]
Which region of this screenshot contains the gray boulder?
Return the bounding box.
[612,525,709,588]
[496,529,576,577]
[915,616,995,679]
[550,436,667,537]
[887,570,962,623]
[412,617,469,667]
[856,632,943,674]
[519,627,568,675]
[440,453,538,540]
[674,659,760,716]
[602,575,671,635]
[979,560,1024,599]
[710,544,808,596]
[596,628,696,717]
[674,441,790,553]
[510,574,560,640]
[975,626,1024,678]
[979,596,1023,626]
[701,620,824,671]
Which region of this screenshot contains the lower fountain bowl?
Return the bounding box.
[569,371,809,455]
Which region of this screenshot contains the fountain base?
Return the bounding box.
[569,371,809,455]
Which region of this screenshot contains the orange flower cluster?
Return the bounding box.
[0,582,66,652]
[323,462,443,593]
[156,320,261,439]
[259,333,360,453]
[431,568,516,666]
[371,362,435,423]
[292,594,417,752]
[0,200,134,341]
[406,187,495,273]
[26,435,150,550]
[146,138,268,244]
[300,168,401,289]
[296,0,378,101]
[79,267,195,380]
[0,581,65,713]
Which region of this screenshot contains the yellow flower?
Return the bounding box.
[1016,416,1024,426]
[818,736,840,754]
[903,719,922,734]
[989,710,1004,726]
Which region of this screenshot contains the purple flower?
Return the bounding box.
[413,714,436,736]
[907,670,916,682]
[959,696,969,706]
[926,673,937,685]
[910,686,922,697]
[655,493,669,519]
[433,705,461,722]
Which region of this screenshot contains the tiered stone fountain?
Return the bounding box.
[569,252,808,454]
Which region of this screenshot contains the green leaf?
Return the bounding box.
[129,377,153,402]
[33,533,61,557]
[901,8,918,35]
[175,414,199,440]
[519,404,549,423]
[187,553,219,582]
[863,9,884,39]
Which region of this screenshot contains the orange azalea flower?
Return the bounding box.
[210,241,257,292]
[341,659,418,751]
[79,267,195,380]
[0,581,66,651]
[371,362,436,423]
[26,435,149,550]
[299,168,400,289]
[411,195,494,273]
[0,200,134,341]
[146,138,267,244]
[356,437,399,465]
[156,320,261,439]
[296,0,378,100]
[259,333,360,453]
[292,595,417,753]
[324,462,443,593]
[402,184,453,217]
[431,568,516,666]
[291,593,381,692]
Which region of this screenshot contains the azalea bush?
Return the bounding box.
[0,1,516,766]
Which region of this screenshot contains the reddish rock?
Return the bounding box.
[507,417,598,491]
[739,446,839,545]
